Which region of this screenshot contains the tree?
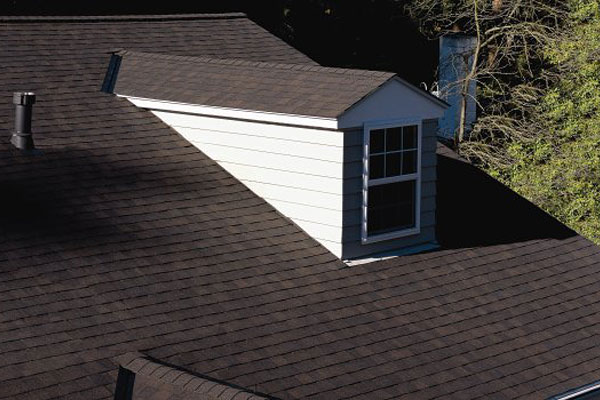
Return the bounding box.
[410,0,600,244]
[407,0,567,161]
[504,0,600,242]
[268,0,437,85]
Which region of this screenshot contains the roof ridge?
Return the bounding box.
[116,49,396,79]
[0,13,246,23]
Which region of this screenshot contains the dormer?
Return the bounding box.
[106,50,448,261]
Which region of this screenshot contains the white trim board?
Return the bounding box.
[344,242,439,266]
[122,96,339,130]
[120,80,448,131]
[153,113,345,146]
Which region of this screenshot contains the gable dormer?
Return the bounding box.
[106,50,447,261]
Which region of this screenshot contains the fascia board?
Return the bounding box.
[118,95,340,130]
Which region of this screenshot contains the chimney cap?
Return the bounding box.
[13,92,36,106]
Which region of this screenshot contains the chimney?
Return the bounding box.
[437,35,477,140]
[11,92,36,151]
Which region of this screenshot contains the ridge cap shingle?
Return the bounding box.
[115,49,397,80]
[0,13,246,23]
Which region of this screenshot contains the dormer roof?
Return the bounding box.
[110,50,396,118]
[108,50,447,129]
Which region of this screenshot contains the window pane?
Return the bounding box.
[369,155,384,179]
[370,129,385,154]
[386,127,402,151]
[402,150,417,174]
[403,126,418,149]
[385,152,401,177]
[367,181,416,235]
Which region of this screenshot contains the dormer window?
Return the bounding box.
[362,121,421,243]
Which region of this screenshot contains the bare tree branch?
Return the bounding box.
[407,0,568,170]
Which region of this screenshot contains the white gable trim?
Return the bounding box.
[119,95,339,130]
[338,77,448,128]
[337,79,448,129]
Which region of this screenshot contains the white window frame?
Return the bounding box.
[362,118,422,244]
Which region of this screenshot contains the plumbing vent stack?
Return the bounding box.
[11,92,36,150]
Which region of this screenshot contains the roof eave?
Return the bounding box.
[120,95,341,130]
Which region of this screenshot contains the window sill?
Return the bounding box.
[361,226,421,244]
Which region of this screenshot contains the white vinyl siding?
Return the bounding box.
[338,79,447,129]
[149,110,438,260]
[150,111,347,257]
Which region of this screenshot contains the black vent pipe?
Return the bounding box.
[11,92,36,151]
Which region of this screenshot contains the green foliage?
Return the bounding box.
[498,0,600,242]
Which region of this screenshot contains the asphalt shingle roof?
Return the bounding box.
[117,352,270,400]
[110,50,395,118]
[1,13,600,400]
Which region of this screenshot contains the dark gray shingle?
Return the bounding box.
[116,352,270,400]
[111,50,395,118]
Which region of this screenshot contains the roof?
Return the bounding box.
[109,50,396,119]
[0,13,600,400]
[116,352,270,400]
[0,13,314,73]
[0,13,247,22]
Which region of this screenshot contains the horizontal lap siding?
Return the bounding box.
[342,119,438,259]
[151,111,346,257]
[146,110,438,260]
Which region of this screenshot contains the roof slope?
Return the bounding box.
[117,352,270,400]
[0,14,600,400]
[0,14,313,89]
[110,50,395,118]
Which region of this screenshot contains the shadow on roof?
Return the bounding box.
[0,148,139,244]
[436,148,575,249]
[116,352,277,400]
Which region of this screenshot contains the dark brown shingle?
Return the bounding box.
[116,352,271,400]
[110,50,395,118]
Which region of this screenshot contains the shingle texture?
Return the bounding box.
[117,352,270,400]
[110,50,395,118]
[0,13,600,400]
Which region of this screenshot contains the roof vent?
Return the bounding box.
[11,92,36,151]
